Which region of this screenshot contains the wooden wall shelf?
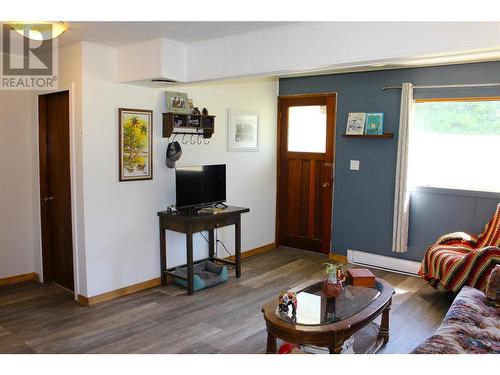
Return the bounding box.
[162,112,215,139]
[342,132,394,139]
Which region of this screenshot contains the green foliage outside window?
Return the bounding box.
[413,100,500,135]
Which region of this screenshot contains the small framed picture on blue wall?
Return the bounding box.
[365,113,384,135]
[346,112,366,135]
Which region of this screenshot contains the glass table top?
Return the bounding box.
[276,281,380,326]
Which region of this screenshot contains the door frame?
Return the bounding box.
[33,82,80,299]
[275,93,338,254]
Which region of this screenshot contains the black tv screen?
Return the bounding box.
[175,164,226,208]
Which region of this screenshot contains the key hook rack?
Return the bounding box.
[174,132,210,145]
[162,112,215,146]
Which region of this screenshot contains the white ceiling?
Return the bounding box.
[3,21,498,83]
[58,21,298,46]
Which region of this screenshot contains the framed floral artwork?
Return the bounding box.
[118,108,153,181]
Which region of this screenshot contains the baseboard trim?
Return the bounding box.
[77,277,161,306]
[347,249,421,276]
[77,294,90,305]
[226,242,276,262]
[0,272,39,287]
[77,243,276,306]
[328,253,348,263]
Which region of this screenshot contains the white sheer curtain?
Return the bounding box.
[392,83,414,253]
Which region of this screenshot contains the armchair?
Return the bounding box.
[419,203,500,292]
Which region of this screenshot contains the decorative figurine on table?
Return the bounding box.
[202,107,208,115]
[323,263,346,298]
[278,291,298,315]
[192,107,201,115]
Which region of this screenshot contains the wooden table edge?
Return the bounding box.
[261,278,395,351]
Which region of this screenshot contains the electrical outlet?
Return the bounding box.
[350,160,360,171]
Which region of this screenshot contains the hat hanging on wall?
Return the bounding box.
[166,141,182,168]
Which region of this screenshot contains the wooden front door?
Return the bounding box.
[38,91,74,291]
[277,94,336,254]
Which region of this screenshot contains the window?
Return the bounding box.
[411,98,500,193]
[287,105,327,153]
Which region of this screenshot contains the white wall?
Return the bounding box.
[0,41,278,297]
[29,42,88,295]
[81,42,277,297]
[0,91,35,278]
[49,42,87,295]
[0,42,87,296]
[165,78,278,266]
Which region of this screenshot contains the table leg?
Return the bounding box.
[328,337,344,354]
[186,226,194,295]
[266,331,277,353]
[235,215,241,278]
[328,345,343,354]
[159,217,167,286]
[379,301,391,344]
[208,229,215,261]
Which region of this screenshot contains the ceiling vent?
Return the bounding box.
[151,78,177,84]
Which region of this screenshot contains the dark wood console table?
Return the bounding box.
[157,206,250,295]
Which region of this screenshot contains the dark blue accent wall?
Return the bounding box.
[279,61,500,262]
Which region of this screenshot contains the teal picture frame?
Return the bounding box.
[365,113,384,135]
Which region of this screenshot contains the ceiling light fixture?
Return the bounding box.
[9,21,67,41]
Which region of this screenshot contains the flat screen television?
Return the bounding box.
[175,164,226,209]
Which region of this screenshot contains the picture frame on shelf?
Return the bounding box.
[187,98,194,114]
[118,108,153,182]
[346,112,366,135]
[365,113,384,135]
[228,109,260,152]
[165,91,189,114]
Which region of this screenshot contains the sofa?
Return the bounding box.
[412,285,499,354]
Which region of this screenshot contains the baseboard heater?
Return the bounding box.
[347,249,421,276]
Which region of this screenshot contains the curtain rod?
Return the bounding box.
[382,82,500,91]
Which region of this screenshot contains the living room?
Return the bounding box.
[1,1,499,373]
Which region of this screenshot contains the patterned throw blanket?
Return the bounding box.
[419,203,500,293]
[412,286,500,354]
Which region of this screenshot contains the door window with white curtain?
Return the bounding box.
[410,98,500,193]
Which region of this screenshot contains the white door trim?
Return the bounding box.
[33,82,81,300]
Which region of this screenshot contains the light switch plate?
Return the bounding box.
[350,160,360,171]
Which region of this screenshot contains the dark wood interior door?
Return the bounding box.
[39,91,74,291]
[277,94,336,254]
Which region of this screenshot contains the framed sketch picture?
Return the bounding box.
[346,112,366,135]
[365,113,384,135]
[118,108,153,181]
[165,91,189,114]
[228,109,259,151]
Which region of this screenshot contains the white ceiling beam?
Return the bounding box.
[116,37,185,83]
[185,22,500,82]
[116,22,500,85]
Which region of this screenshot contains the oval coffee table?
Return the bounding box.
[261,278,394,354]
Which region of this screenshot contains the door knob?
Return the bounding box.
[322,182,329,188]
[43,196,54,202]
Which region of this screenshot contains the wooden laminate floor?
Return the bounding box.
[0,247,454,354]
